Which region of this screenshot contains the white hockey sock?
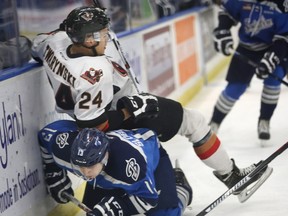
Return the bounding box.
[202,144,233,175]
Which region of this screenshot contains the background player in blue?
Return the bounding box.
[38,120,193,216]
[209,0,288,141]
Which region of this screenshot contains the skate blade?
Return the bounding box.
[260,139,271,148]
[237,167,273,203]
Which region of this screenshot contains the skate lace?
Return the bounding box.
[238,164,256,177]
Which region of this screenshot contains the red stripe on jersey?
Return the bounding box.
[197,137,220,160]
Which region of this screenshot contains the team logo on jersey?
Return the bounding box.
[244,16,273,35]
[56,133,69,148]
[125,158,140,181]
[81,68,103,84]
[81,12,94,21]
[111,61,128,77]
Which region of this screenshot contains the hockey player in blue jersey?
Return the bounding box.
[38,120,193,216]
[209,0,288,141]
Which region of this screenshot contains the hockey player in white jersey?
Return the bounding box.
[32,6,272,208]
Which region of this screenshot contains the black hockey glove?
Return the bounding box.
[44,164,74,204]
[117,93,159,121]
[86,196,127,216]
[213,28,233,56]
[255,52,280,79]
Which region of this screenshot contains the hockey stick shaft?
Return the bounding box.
[232,50,288,87]
[196,141,288,216]
[92,0,103,9]
[62,191,92,213]
[92,0,142,93]
[111,35,142,93]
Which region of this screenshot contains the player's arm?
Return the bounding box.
[74,87,154,130]
[270,14,288,61]
[31,33,50,63]
[31,29,63,63]
[255,14,288,79]
[217,0,239,29]
[117,93,159,122]
[37,125,74,203]
[87,192,158,216]
[87,175,159,216]
[75,108,130,131]
[213,0,239,56]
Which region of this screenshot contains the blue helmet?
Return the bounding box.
[71,128,109,167]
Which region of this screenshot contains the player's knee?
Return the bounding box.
[225,83,248,100]
[178,108,210,144]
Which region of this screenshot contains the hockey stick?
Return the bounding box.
[196,141,288,216]
[110,33,142,93]
[62,191,92,213]
[232,49,288,87]
[92,0,142,93]
[92,0,103,9]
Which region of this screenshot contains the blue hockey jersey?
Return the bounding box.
[219,0,288,51]
[38,120,162,215]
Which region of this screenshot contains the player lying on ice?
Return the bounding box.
[38,119,193,216]
[33,6,273,210]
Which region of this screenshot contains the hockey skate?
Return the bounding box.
[213,159,273,203]
[258,119,270,140]
[174,159,193,205]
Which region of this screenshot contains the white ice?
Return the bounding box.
[77,70,288,216]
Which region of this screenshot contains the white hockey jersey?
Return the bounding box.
[32,31,137,124]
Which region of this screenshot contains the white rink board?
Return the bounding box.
[0,66,74,216]
[0,68,47,216]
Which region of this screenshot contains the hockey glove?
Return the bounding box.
[213,28,233,56]
[86,196,126,216]
[255,52,280,79]
[117,93,159,121]
[44,164,74,204]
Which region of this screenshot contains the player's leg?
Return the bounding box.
[209,46,259,133]
[209,82,247,133]
[146,146,192,216]
[121,96,184,142]
[178,107,271,197]
[258,66,285,140]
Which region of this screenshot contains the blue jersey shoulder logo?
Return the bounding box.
[125,158,140,181]
[56,133,69,149]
